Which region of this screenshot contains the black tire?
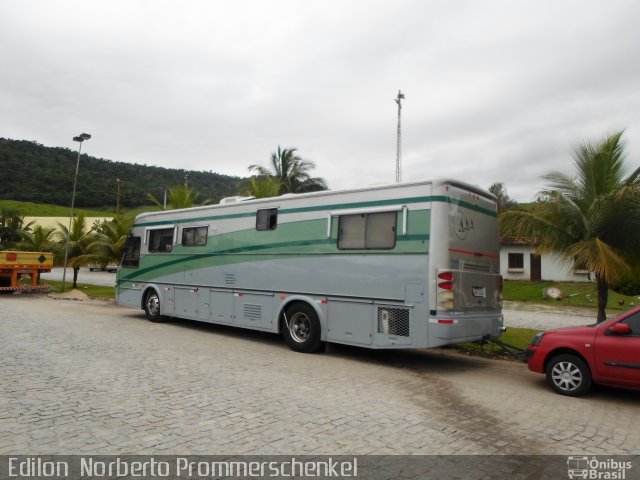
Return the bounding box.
[144,290,164,322]
[282,303,323,353]
[545,354,592,396]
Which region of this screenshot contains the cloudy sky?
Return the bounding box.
[2,0,639,201]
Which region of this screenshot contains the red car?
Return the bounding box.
[526,306,640,396]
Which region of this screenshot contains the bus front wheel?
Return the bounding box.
[283,303,323,353]
[144,290,164,322]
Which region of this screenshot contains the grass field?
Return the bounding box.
[0,199,159,218]
[0,200,111,217]
[454,326,541,358]
[504,280,638,312]
[44,280,115,299]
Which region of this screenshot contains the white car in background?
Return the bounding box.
[88,262,118,273]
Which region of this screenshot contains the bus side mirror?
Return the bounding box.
[608,323,632,335]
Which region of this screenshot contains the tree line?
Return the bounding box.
[0,138,240,209]
[0,142,330,290]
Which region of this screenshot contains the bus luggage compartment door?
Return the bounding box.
[327,299,373,346]
[174,286,199,319]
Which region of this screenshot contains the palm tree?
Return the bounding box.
[249,146,327,195]
[16,225,57,283]
[17,225,57,252]
[501,131,640,322]
[489,183,518,213]
[56,215,94,289]
[83,215,134,268]
[0,210,33,249]
[148,184,206,210]
[238,176,280,198]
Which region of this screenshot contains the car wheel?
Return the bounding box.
[545,354,592,396]
[144,290,164,322]
[282,303,323,353]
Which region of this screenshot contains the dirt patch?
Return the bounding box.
[49,289,90,301]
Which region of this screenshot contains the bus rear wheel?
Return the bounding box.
[144,290,164,322]
[283,303,323,353]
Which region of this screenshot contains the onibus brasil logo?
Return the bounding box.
[567,456,632,479]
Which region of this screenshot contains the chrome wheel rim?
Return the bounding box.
[288,312,311,343]
[551,361,582,392]
[146,294,159,317]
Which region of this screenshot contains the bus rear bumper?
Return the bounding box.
[428,311,503,347]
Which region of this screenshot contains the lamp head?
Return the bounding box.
[73,133,92,143]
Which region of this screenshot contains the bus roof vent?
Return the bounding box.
[219,196,255,205]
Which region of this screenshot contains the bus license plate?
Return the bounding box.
[472,286,486,298]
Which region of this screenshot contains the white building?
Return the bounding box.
[500,237,592,282]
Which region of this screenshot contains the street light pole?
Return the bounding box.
[395,90,405,183]
[62,133,91,292]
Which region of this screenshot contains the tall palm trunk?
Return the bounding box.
[596,275,608,323]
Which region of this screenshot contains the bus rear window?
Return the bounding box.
[121,236,141,268]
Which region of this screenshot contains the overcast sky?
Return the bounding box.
[2,0,639,202]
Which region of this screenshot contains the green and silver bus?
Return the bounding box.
[116,179,503,352]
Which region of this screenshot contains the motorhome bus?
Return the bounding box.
[116,179,503,352]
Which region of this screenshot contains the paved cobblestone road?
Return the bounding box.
[1,296,639,456]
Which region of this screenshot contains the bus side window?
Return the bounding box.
[338,211,397,250]
[121,236,141,268]
[256,208,278,231]
[183,226,208,246]
[148,228,175,253]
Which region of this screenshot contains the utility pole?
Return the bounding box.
[395,90,405,183]
[116,178,121,217]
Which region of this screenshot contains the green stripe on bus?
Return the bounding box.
[135,195,495,227]
[118,234,430,281]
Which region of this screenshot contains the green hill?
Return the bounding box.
[0,138,241,209]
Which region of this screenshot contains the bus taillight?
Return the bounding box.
[437,271,454,281]
[437,271,455,310]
